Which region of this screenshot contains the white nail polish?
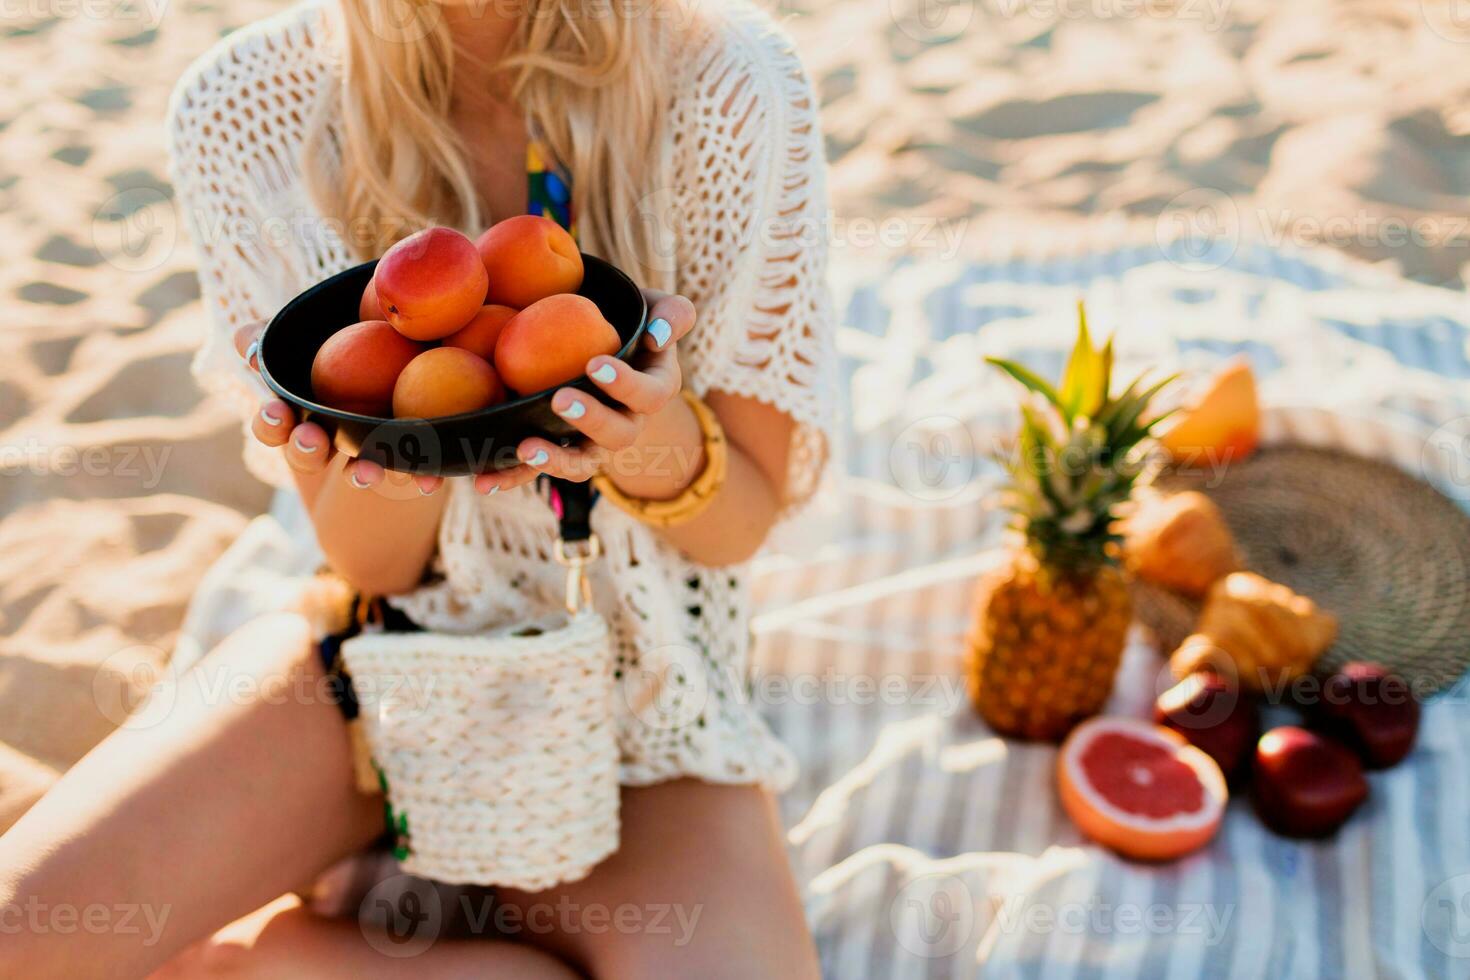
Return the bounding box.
[591,364,617,384]
[418,483,435,496]
[349,472,370,490]
[558,399,586,420]
[245,340,260,366]
[488,485,500,496]
[528,449,550,466]
[293,435,318,453]
[260,407,281,426]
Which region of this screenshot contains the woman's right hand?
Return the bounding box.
[234,322,443,495]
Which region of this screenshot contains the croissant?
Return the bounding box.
[1169,572,1337,693]
[1122,491,1240,598]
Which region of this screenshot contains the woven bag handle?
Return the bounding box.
[547,476,600,614]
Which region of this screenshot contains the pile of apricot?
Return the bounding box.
[310,216,621,419]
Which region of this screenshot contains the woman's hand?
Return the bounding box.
[472,290,698,494]
[234,322,444,496]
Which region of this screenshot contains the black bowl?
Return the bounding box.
[258,254,646,476]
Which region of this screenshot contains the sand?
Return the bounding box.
[2,0,1469,824]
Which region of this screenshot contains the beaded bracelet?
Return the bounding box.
[592,390,727,529]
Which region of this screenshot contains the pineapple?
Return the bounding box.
[966,303,1174,741]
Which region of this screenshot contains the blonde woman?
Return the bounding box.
[0,0,833,974]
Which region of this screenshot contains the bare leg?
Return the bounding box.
[497,779,820,979]
[0,614,385,977]
[153,780,818,978]
[151,895,580,979]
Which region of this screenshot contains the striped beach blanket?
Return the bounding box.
[752,241,1470,978]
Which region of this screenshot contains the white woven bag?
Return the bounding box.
[339,481,620,890]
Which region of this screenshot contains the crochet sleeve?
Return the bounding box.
[672,7,838,514]
[165,17,319,489]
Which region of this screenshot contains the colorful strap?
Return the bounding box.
[525,140,597,545]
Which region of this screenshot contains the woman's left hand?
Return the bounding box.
[473,290,697,494]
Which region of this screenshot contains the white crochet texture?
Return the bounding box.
[341,613,620,889]
[167,0,835,791]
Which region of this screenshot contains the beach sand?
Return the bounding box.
[2,0,1469,823]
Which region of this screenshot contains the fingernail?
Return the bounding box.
[349,472,371,490]
[557,398,586,420]
[292,433,318,453]
[487,484,499,496]
[260,406,282,426]
[526,449,550,467]
[648,317,672,348]
[591,363,617,384]
[418,483,435,496]
[245,340,260,367]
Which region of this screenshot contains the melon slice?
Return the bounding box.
[1158,358,1260,465]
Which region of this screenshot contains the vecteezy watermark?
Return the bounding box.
[1423,873,1470,958]
[0,438,172,488]
[992,896,1235,944]
[988,0,1231,32]
[93,648,441,730]
[890,416,979,503]
[92,187,179,275]
[1156,190,1470,271]
[1156,188,1242,271]
[1422,0,1470,44]
[356,876,703,957]
[0,897,171,946]
[892,873,976,958]
[1422,416,1470,508]
[0,0,169,28]
[459,894,703,945]
[358,876,443,958]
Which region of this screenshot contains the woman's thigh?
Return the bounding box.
[0,613,385,978]
[497,778,820,979]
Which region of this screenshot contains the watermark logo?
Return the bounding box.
[622,643,711,732]
[889,415,978,502]
[1422,416,1470,508]
[891,872,975,958]
[92,645,175,729]
[1156,188,1240,271]
[359,875,444,958]
[93,187,178,274]
[1423,873,1470,958]
[1422,0,1470,43]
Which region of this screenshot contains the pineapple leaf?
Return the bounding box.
[1108,372,1178,438]
[986,357,1068,417]
[1058,305,1096,418]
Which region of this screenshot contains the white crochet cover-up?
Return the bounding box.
[167,0,835,791]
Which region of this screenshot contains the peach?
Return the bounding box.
[475,215,584,309]
[493,293,620,395]
[443,304,518,360]
[310,320,426,417]
[359,275,384,322]
[392,347,506,419]
[375,227,489,341]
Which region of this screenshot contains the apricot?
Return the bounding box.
[375,227,489,341]
[311,320,426,417]
[443,304,518,360]
[392,347,506,419]
[359,276,384,321]
[493,293,620,395]
[475,215,584,309]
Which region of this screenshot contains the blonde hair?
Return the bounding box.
[305,0,680,291]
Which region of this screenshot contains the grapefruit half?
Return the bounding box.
[1057,716,1227,861]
